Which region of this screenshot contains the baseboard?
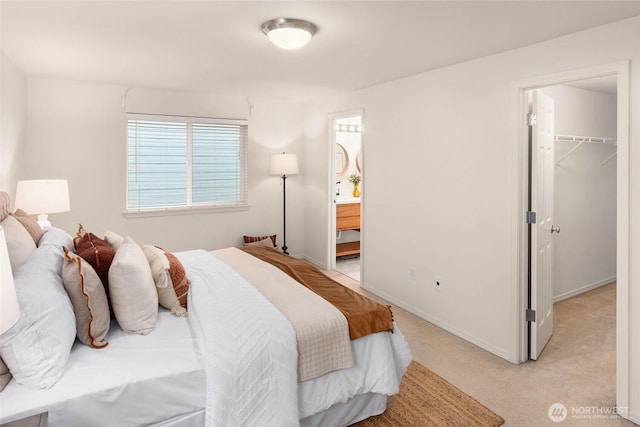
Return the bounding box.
[553,276,616,303]
[361,284,512,363]
[302,255,329,270]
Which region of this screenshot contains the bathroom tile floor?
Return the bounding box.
[335,255,360,282]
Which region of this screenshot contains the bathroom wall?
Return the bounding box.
[335,117,361,246]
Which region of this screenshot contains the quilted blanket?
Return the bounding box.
[178,250,299,427]
[213,247,353,382]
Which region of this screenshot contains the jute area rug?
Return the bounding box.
[352,360,505,427]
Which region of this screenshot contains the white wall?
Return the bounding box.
[541,85,617,301]
[303,15,640,419]
[0,51,26,195]
[25,78,306,253]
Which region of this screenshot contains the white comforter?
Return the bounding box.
[180,250,299,427]
[179,249,413,427]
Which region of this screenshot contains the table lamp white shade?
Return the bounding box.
[269,153,299,176]
[15,179,70,229]
[0,227,20,334]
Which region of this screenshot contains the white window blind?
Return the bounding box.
[127,113,248,212]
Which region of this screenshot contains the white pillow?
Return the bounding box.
[142,245,187,317]
[0,228,76,389]
[108,236,158,334]
[3,215,37,273]
[103,229,124,251]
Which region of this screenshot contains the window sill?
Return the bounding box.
[123,204,249,218]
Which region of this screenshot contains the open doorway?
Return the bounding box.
[330,113,363,282]
[527,79,617,360]
[516,61,629,414]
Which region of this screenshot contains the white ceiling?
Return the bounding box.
[2,1,639,101]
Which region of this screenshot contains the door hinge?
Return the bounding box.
[527,113,537,127]
[526,211,537,224]
[526,309,536,322]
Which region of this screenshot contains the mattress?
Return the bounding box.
[0,310,206,426]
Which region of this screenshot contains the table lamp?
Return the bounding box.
[15,180,70,229]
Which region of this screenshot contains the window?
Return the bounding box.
[126,113,248,213]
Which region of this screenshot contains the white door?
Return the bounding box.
[530,91,556,360]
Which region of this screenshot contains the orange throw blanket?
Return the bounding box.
[240,246,394,340]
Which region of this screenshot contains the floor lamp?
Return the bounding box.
[270,153,299,255]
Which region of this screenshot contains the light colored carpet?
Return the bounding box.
[352,360,504,427]
[324,272,634,427]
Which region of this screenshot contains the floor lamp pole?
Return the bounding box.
[281,174,289,255]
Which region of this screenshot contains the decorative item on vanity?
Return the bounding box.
[14,179,70,229]
[261,18,318,50]
[348,173,361,198]
[270,152,299,255]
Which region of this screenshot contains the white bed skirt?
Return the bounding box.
[149,410,206,427]
[300,393,387,427]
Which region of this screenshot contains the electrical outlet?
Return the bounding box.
[434,276,442,291]
[409,267,416,281]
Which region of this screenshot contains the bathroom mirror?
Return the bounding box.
[335,143,349,179]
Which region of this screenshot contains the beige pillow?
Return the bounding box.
[108,237,158,334]
[0,192,9,222]
[62,247,110,348]
[243,234,277,247]
[3,215,37,273]
[12,209,44,245]
[142,245,187,317]
[244,237,277,249]
[0,357,11,392]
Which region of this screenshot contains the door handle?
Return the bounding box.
[551,225,561,234]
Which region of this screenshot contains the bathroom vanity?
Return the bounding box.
[336,202,360,256]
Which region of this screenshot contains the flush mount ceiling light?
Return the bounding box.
[261,18,318,50]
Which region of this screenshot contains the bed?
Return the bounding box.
[0,192,412,427]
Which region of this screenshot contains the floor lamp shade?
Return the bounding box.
[269,153,299,176]
[15,180,70,229]
[0,227,20,334]
[270,153,298,255]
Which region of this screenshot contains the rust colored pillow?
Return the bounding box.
[243,234,277,248]
[73,224,115,297]
[165,251,189,308]
[12,209,44,245]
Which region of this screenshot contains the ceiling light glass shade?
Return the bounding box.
[261,18,318,50]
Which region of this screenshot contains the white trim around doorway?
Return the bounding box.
[510,60,630,414]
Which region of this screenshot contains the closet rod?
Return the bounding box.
[555,134,617,144]
[555,134,617,166]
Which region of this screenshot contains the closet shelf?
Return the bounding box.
[555,134,617,166]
